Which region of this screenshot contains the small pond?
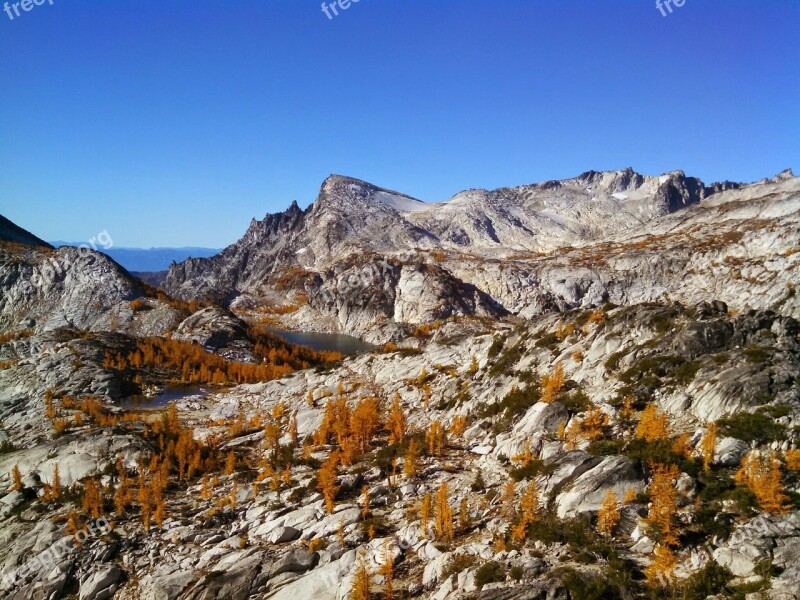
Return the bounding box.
[268,329,376,355]
[121,385,210,410]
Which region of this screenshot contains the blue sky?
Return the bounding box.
[1,0,798,248]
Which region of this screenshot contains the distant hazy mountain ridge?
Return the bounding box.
[48,244,221,273]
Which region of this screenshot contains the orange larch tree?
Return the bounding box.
[636,404,671,442]
[386,394,407,445]
[318,450,340,514]
[645,463,680,547]
[735,450,788,515]
[596,489,620,537]
[434,483,454,541]
[541,362,565,404]
[701,423,717,472]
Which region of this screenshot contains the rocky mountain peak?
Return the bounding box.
[574,166,645,193]
[314,174,425,215]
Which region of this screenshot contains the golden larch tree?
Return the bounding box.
[645,544,676,588]
[636,404,671,442]
[317,450,340,514]
[426,421,446,455]
[46,464,62,501]
[82,478,104,518]
[596,489,620,537]
[11,465,23,492]
[701,423,717,472]
[281,464,291,487]
[419,492,432,531]
[579,405,609,442]
[114,468,131,514]
[541,361,565,404]
[735,450,788,515]
[224,450,236,475]
[360,485,370,519]
[786,448,800,472]
[288,412,299,448]
[349,554,372,600]
[520,480,540,525]
[379,543,394,600]
[645,463,680,547]
[512,440,534,467]
[350,396,382,453]
[671,433,692,459]
[434,483,454,541]
[386,394,407,445]
[459,498,471,532]
[404,439,421,477]
[449,415,468,438]
[501,480,517,519]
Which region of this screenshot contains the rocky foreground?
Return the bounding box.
[1,298,799,599]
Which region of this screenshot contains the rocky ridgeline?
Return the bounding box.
[163,169,799,342]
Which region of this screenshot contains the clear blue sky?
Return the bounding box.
[1,0,798,248]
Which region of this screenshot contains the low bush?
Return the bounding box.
[510,459,553,481]
[562,570,623,600]
[744,345,770,364]
[441,555,478,580]
[674,560,733,599]
[474,561,506,589]
[674,360,701,384]
[487,335,506,358]
[560,388,591,414]
[717,412,786,444]
[489,343,526,376]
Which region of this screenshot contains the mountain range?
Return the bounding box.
[164,168,800,342]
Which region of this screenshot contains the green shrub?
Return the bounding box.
[650,314,675,334]
[487,335,506,358]
[510,459,553,481]
[441,554,478,580]
[587,439,626,456]
[474,561,506,589]
[485,383,542,432]
[471,470,486,492]
[619,355,686,386]
[711,353,730,365]
[756,404,791,418]
[693,505,734,540]
[489,343,526,376]
[560,388,591,414]
[675,560,733,599]
[535,332,560,348]
[697,470,735,504]
[726,486,759,515]
[744,345,770,364]
[562,569,622,600]
[717,412,786,444]
[620,439,700,476]
[604,350,626,372]
[674,360,701,384]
